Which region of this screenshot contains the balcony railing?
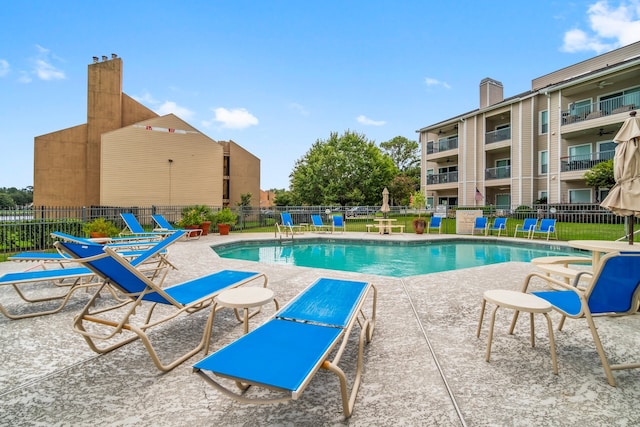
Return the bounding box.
[485,127,511,144]
[561,150,615,172]
[561,93,639,125]
[485,165,511,180]
[426,171,458,185]
[427,137,458,154]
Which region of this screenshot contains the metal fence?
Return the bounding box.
[0,203,633,254]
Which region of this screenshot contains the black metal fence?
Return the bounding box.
[0,203,632,254]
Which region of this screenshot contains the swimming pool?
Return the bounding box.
[212,239,583,277]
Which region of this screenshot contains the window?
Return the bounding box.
[623,86,640,107]
[598,188,609,203]
[571,99,592,118]
[438,165,457,174]
[569,189,591,203]
[597,140,615,161]
[569,144,591,160]
[426,140,434,154]
[600,87,640,114]
[426,196,434,209]
[538,191,548,202]
[540,110,548,134]
[539,151,548,174]
[223,155,230,176]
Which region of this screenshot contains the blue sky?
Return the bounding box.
[1,1,640,192]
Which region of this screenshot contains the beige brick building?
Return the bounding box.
[417,41,640,210]
[33,55,260,208]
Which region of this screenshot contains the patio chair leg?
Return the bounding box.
[476,299,487,338]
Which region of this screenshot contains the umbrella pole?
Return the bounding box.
[630,216,634,245]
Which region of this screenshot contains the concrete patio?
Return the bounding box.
[1,232,639,426]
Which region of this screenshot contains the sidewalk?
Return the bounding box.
[1,233,639,426]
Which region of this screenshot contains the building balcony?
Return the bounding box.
[485,127,511,144]
[426,171,458,185]
[485,165,511,180]
[426,136,458,155]
[560,150,615,172]
[561,93,638,126]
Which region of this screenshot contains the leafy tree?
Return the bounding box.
[0,192,16,208]
[237,192,252,207]
[380,136,419,171]
[273,189,294,206]
[387,174,417,206]
[377,135,421,206]
[584,160,615,197]
[0,186,32,206]
[289,130,398,206]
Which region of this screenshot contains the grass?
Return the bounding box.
[240,217,627,241]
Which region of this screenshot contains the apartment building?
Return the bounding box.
[417,41,640,210]
[33,55,260,208]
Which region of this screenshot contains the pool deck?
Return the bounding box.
[1,232,639,426]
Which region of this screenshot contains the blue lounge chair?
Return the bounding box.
[0,231,185,320]
[332,215,345,233]
[310,214,331,232]
[516,251,640,386]
[56,238,268,372]
[51,231,177,270]
[514,218,538,239]
[120,212,168,238]
[280,212,305,235]
[531,218,558,240]
[472,217,488,235]
[51,231,160,249]
[427,216,442,234]
[152,214,202,240]
[487,217,507,237]
[193,277,377,417]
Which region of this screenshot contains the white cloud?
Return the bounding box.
[31,45,65,80]
[132,91,159,105]
[561,0,640,53]
[424,77,451,89]
[203,107,259,129]
[34,59,65,80]
[356,115,386,126]
[155,101,195,120]
[18,71,32,84]
[288,102,309,116]
[131,92,194,120]
[0,59,9,77]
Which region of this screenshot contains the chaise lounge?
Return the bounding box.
[0,231,185,320]
[55,238,269,372]
[193,277,377,417]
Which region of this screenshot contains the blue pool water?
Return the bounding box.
[212,239,583,277]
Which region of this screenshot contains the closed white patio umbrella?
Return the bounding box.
[380,187,390,218]
[600,111,640,244]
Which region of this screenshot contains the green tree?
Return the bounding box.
[289,130,398,206]
[0,186,32,206]
[380,136,420,194]
[237,192,252,207]
[387,174,417,206]
[0,192,16,208]
[380,136,419,172]
[273,189,295,206]
[584,159,615,198]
